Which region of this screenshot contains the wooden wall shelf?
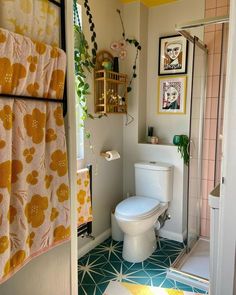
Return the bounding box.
[94,70,128,114]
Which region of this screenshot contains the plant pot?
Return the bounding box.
[173,135,181,145]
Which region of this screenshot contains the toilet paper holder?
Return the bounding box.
[100,152,109,158]
[100,150,121,161]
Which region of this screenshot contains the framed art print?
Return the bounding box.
[158,76,187,114]
[158,35,188,75]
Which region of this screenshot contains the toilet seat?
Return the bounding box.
[115,196,160,221]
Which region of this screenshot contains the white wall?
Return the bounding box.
[0,243,70,295]
[77,0,125,251]
[146,0,205,144]
[123,0,205,241]
[123,2,148,196]
[138,4,149,142]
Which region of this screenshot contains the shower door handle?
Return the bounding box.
[188,139,194,159]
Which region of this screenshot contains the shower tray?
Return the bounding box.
[167,238,209,292]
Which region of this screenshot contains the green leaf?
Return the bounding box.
[88,114,94,119]
[85,132,91,139]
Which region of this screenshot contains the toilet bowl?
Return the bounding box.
[115,196,168,262]
[115,161,173,263]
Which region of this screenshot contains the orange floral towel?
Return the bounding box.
[0,98,70,284]
[0,0,60,47]
[77,169,93,227]
[0,27,66,99]
[0,29,69,284]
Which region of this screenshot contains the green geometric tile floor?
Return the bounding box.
[78,237,208,295]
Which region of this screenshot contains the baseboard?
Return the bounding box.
[78,228,111,259]
[159,229,184,243]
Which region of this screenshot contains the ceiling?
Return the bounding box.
[121,0,177,7]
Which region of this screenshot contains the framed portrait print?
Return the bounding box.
[158,76,187,114]
[158,35,188,75]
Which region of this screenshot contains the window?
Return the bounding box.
[74,2,84,159]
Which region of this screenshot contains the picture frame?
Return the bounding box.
[158,35,188,75]
[158,76,187,114]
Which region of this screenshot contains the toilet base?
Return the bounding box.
[122,228,157,263]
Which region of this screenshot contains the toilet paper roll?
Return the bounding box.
[105,150,120,161]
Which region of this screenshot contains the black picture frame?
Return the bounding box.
[158,34,188,76]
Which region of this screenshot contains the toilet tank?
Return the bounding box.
[134,162,173,202]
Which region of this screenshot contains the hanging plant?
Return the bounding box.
[173,135,190,165]
[116,9,142,93]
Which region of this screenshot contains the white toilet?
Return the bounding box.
[115,161,173,263]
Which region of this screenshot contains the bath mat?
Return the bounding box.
[104,281,201,295]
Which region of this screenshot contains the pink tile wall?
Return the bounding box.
[201,0,229,238]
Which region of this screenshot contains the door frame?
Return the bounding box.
[65,1,78,295]
[215,0,236,293]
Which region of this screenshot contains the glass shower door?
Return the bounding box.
[187,37,208,251]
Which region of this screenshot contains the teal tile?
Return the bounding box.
[79,284,103,295]
[160,278,176,288]
[103,261,128,275]
[78,254,107,285]
[176,281,194,292]
[147,256,170,268]
[144,267,167,279]
[122,270,151,285]
[78,237,208,294]
[100,261,129,283]
[193,287,208,294]
[144,261,166,270]
[150,275,166,286]
[96,281,110,293]
[89,239,123,262]
[123,261,146,271]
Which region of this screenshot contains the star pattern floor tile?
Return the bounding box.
[78,237,208,295]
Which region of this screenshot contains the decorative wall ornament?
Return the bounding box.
[110,39,127,61]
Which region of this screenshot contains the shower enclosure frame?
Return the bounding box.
[176,14,229,255]
[186,36,208,253]
[168,38,208,285]
[168,14,230,286]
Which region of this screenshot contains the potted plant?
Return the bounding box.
[173,134,190,165]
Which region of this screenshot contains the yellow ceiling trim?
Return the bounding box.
[121,0,177,7]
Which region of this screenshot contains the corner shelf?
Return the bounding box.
[94,70,128,114]
[138,142,176,147]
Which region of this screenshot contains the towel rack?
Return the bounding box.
[0,93,66,104]
[77,164,94,239]
[0,0,68,117]
[49,0,67,117]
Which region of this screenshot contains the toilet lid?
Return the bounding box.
[115,196,160,220]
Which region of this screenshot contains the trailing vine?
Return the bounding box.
[83,0,98,65]
[116,9,142,93]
